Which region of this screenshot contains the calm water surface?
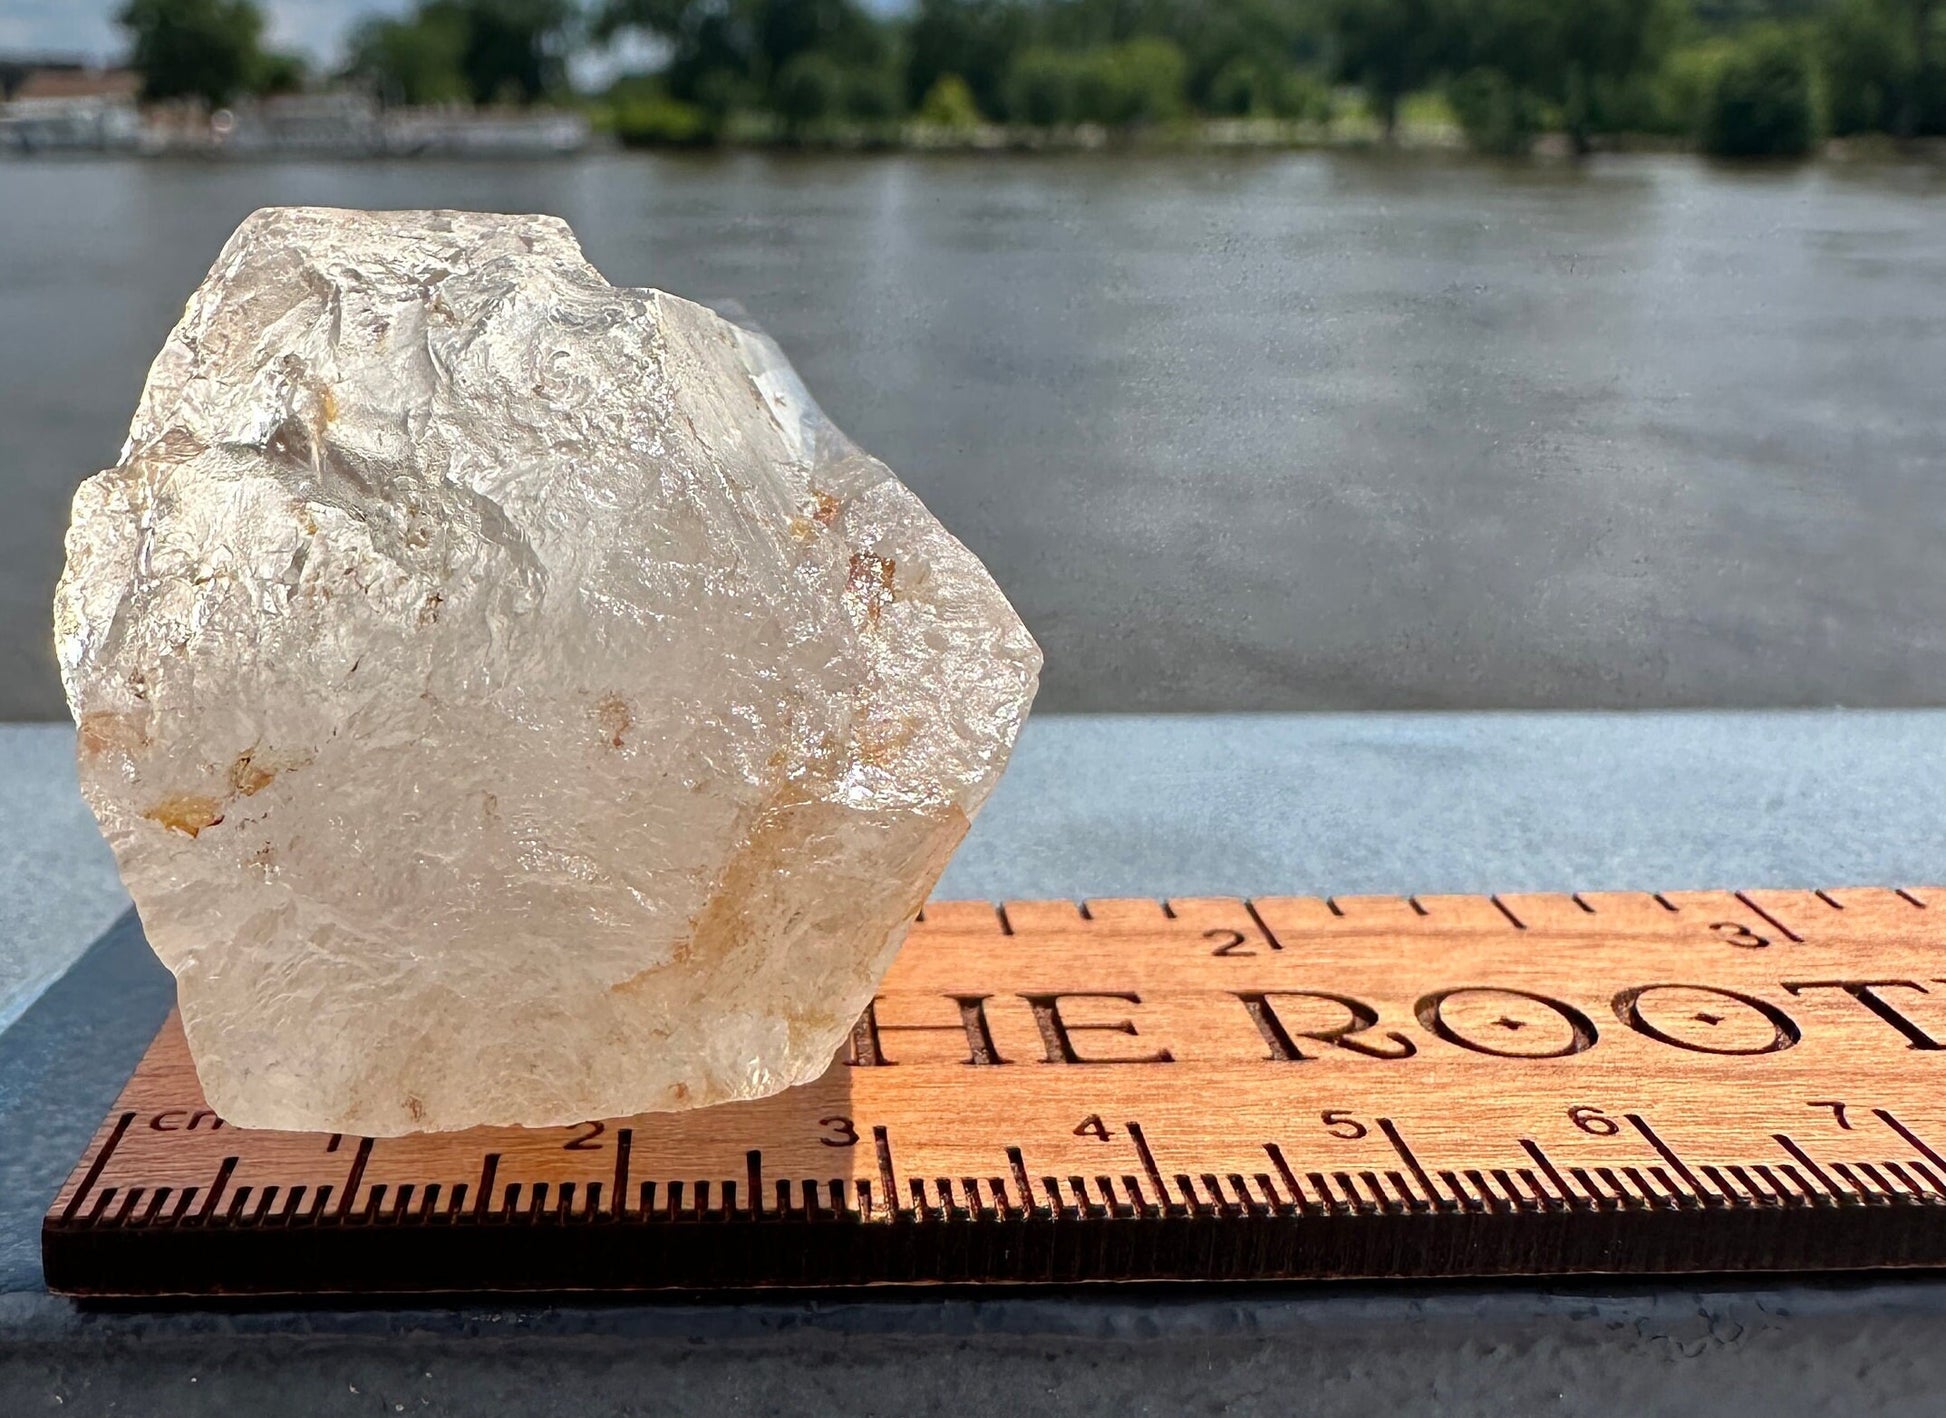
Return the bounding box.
[2,151,1942,717]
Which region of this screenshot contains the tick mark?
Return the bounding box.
[61,1111,134,1221]
[1735,891,1803,943]
[336,1137,373,1220]
[1242,899,1286,950]
[873,1126,898,1221]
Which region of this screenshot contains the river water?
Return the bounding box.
[2,150,1942,718]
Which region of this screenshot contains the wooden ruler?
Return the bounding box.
[44,886,1946,1297]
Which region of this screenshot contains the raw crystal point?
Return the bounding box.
[54,207,1040,1136]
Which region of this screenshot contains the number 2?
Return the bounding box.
[563,1120,605,1151]
[1206,929,1252,957]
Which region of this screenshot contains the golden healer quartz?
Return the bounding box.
[53,207,1040,1136]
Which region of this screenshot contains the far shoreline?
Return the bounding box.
[7,124,1946,166]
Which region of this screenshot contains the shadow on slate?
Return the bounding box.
[0,910,173,1295]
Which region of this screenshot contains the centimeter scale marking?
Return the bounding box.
[44,886,1946,1296]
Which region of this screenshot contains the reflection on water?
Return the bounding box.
[4,151,1944,717]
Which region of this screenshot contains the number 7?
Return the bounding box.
[1808,1100,1852,1130]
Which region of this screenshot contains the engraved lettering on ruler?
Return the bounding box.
[1612,983,1801,1055]
[1414,988,1598,1059]
[1782,980,1946,1050]
[149,1109,225,1132]
[1022,993,1174,1064]
[1236,991,1417,1061]
[847,994,1004,1066]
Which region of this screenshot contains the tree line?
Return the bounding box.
[115,0,1946,156]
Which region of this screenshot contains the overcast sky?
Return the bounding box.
[0,1,421,63]
[0,0,898,66]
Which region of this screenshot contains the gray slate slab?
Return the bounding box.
[6,712,1946,1414]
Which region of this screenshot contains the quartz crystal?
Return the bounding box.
[54,207,1040,1136]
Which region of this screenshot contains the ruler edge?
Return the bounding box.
[42,886,1946,1296]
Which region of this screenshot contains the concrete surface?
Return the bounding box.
[0,725,132,1034]
[6,711,1946,1414]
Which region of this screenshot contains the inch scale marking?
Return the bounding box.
[44,886,1946,1296]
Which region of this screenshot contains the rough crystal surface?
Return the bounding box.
[54,207,1040,1136]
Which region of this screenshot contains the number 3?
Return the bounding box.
[819,1115,859,1147]
[1711,921,1770,949]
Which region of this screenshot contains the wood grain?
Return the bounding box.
[44,887,1946,1296]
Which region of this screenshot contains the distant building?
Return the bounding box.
[382,106,590,158]
[204,93,386,157]
[0,63,141,152]
[142,93,590,159]
[0,57,589,160]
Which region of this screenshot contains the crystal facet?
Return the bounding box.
[54,207,1041,1136]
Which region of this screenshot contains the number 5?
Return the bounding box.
[1322,1110,1366,1140]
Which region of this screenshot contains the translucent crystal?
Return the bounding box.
[53,207,1040,1136]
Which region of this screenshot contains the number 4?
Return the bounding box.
[1074,1114,1113,1141]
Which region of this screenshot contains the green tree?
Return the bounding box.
[1166,0,1327,116]
[1208,57,1330,120]
[1823,0,1946,137]
[1640,37,1741,135]
[916,72,984,126]
[600,0,887,116]
[774,49,845,130]
[451,0,581,103]
[604,73,717,143]
[906,0,1031,118]
[1075,37,1188,125]
[1004,46,1083,123]
[346,1,576,106]
[1324,0,1454,140]
[1699,25,1816,154]
[843,64,905,122]
[117,0,266,106]
[1446,63,1544,152]
[598,0,754,112]
[346,8,471,105]
[1540,0,1680,152]
[1447,0,1679,153]
[252,50,309,95]
[1208,56,1280,115]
